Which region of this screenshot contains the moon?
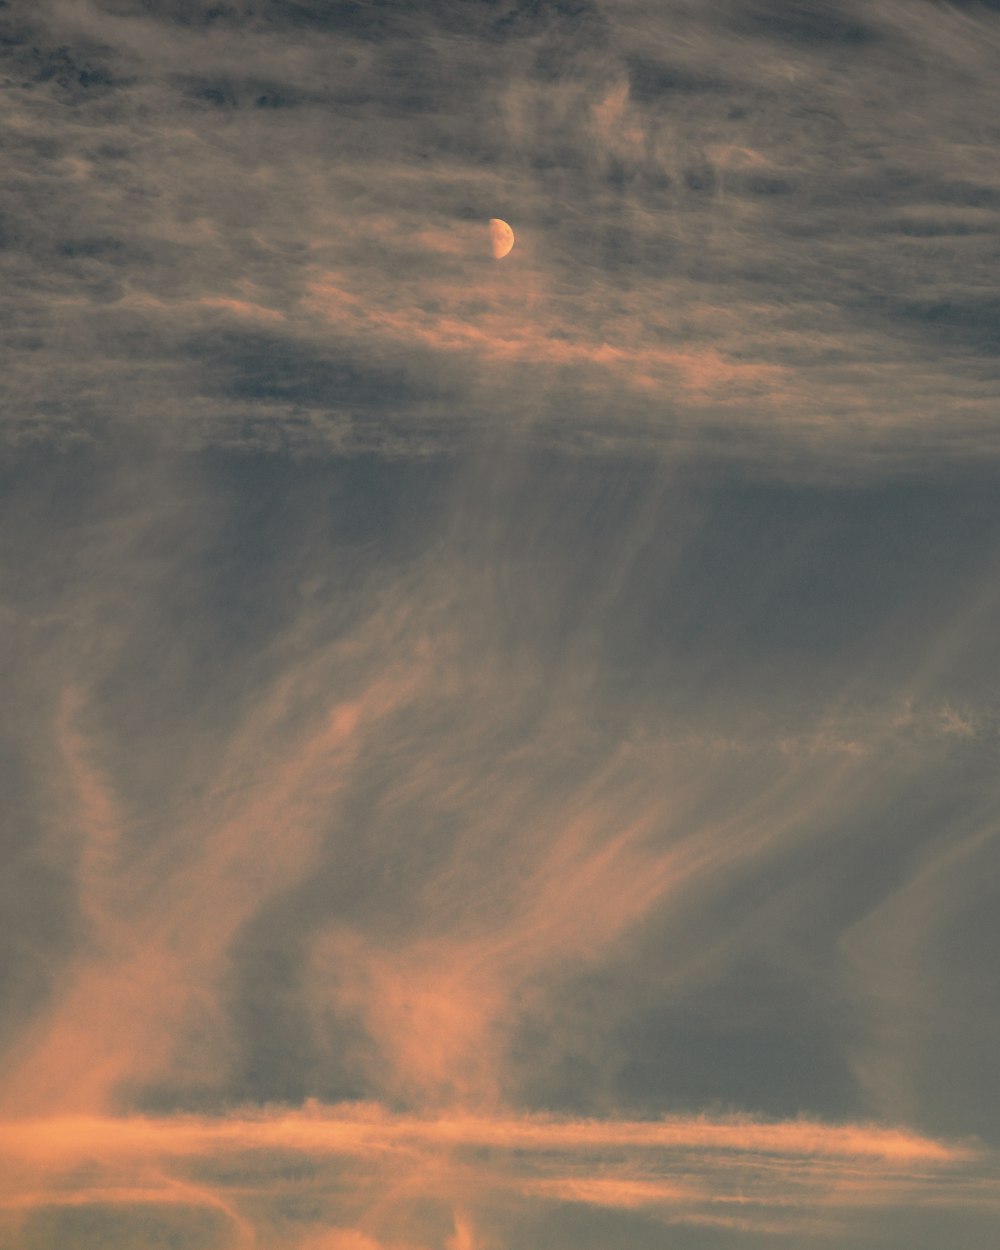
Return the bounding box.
[489,218,515,259]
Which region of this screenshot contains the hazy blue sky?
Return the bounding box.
[2,2,1000,1248]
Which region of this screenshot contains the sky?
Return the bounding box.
[2,1,1000,1248]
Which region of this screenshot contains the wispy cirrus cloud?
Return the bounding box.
[1,455,1000,1250]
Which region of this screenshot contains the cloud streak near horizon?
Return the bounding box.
[3,2,1000,1249]
[1,1104,994,1248]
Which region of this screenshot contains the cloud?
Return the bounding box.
[4,446,999,1136]
[3,0,1000,468]
[4,7,1000,1247]
[0,1105,990,1248]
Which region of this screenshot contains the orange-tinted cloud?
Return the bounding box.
[302,270,785,406]
[7,1106,974,1161]
[1,645,429,1117]
[0,1106,988,1248]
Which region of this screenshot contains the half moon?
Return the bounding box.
[489,218,515,259]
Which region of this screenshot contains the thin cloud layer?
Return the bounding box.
[2,0,1000,467]
[1,1105,991,1249]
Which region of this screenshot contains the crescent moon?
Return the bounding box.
[489,218,515,259]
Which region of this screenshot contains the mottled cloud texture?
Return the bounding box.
[2,1,1000,1249]
[4,0,1000,465]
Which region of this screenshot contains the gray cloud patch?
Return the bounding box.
[187,326,455,414]
[726,0,883,47]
